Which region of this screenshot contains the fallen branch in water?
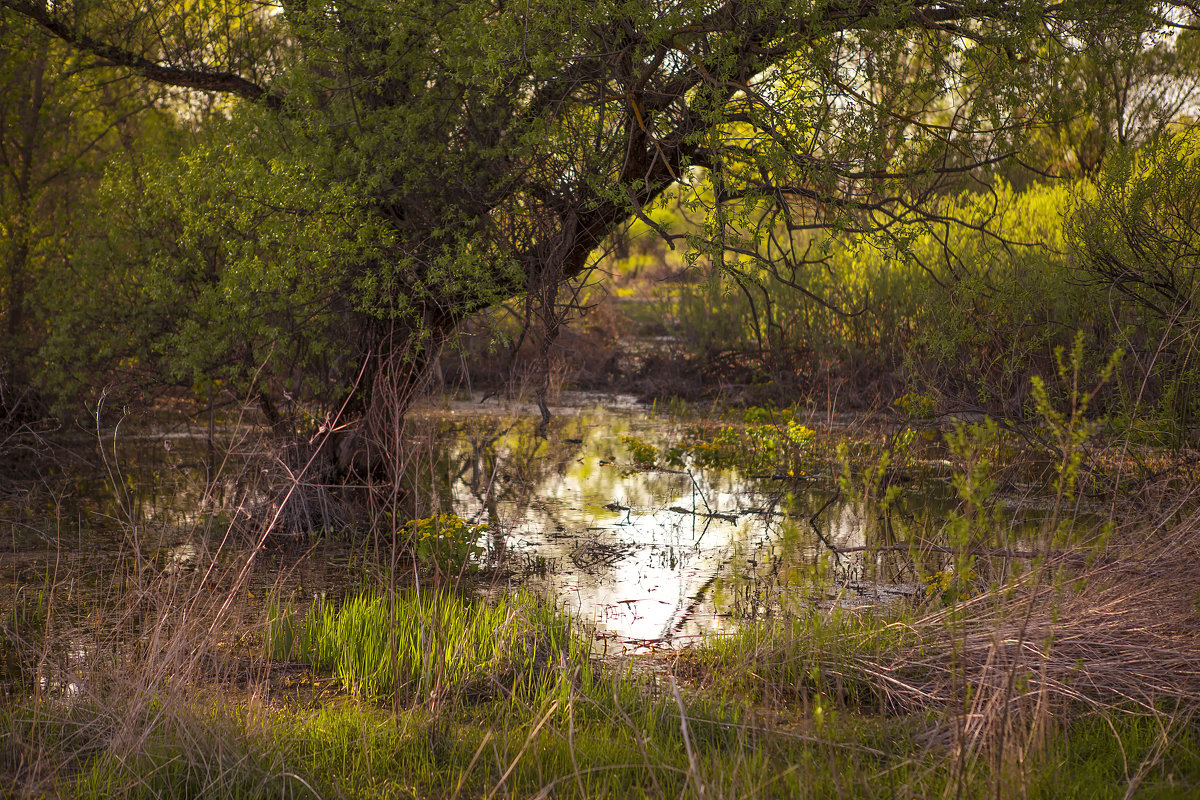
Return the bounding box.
[668,506,739,523]
[831,542,1115,565]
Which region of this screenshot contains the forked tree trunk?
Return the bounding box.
[334,317,450,487]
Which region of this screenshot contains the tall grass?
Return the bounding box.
[266,588,591,701]
[685,608,914,711]
[5,394,1200,798]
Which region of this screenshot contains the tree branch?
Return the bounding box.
[0,0,283,107]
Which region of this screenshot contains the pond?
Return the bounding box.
[2,392,1073,663]
[426,394,945,650]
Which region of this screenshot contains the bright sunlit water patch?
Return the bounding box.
[2,392,1076,662]
[429,393,943,648]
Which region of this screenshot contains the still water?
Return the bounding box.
[3,393,1061,653]
[428,395,940,648]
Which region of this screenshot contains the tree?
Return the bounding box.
[3,0,1187,462]
[0,9,168,418]
[1066,132,1200,439]
[1021,26,1200,176]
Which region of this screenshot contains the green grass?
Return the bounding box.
[1032,713,1200,800]
[683,608,914,711]
[267,588,590,701]
[8,544,1200,799]
[13,686,1196,799]
[6,624,1200,800]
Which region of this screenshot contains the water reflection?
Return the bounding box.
[422,395,955,647]
[2,392,1068,658]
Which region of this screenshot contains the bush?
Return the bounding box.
[1066,132,1200,442]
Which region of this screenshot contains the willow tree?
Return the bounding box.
[3,0,1183,459]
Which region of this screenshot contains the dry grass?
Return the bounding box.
[6,400,1200,798]
[820,501,1200,781]
[680,487,1200,796]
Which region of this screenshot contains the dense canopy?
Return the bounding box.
[2,0,1196,448]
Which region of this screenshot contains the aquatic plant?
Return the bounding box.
[395,512,487,575]
[267,588,588,701]
[618,434,658,469]
[668,419,815,475]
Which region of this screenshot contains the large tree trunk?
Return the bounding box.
[334,315,451,484]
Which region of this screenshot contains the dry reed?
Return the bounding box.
[826,499,1200,777]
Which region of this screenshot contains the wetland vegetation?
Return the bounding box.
[4,0,1200,797]
[5,396,1200,798]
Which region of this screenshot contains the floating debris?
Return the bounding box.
[668,506,739,524]
[569,539,634,572]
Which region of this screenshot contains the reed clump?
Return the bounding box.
[686,498,1200,792]
[891,509,1200,770]
[266,588,590,702]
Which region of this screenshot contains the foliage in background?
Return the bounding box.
[606,128,1200,446]
[667,412,815,475]
[34,115,383,421]
[3,0,1192,443]
[0,10,179,416]
[1066,131,1200,444]
[651,180,1098,406]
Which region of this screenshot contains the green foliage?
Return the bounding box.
[945,420,1002,521]
[660,179,1106,413]
[633,136,1200,440]
[893,391,938,419]
[836,440,902,515]
[8,0,1184,421]
[38,117,380,408]
[1033,713,1200,800]
[1066,131,1200,442]
[1029,332,1122,501]
[1022,28,1200,176]
[618,434,658,469]
[935,419,1005,591]
[0,14,176,402]
[922,566,978,604]
[266,588,585,701]
[668,418,815,476]
[738,406,776,424]
[395,512,486,574]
